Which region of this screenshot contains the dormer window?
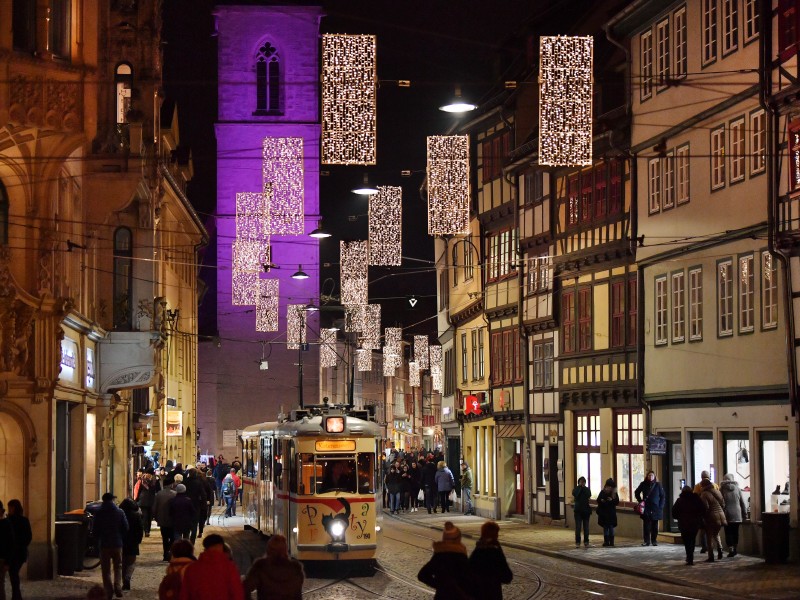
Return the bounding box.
[255,42,282,115]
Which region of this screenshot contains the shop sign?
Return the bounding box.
[166,410,183,437]
[60,338,79,384]
[86,348,95,389]
[464,394,482,415]
[647,435,667,455]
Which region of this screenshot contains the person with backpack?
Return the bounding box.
[221,471,237,518]
[158,539,196,600]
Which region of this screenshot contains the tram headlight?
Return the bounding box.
[329,520,346,538]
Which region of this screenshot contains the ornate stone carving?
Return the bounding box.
[9,75,43,125]
[29,438,39,465]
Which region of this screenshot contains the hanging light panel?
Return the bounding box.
[320,328,338,368]
[383,345,398,376]
[262,137,305,236]
[357,348,372,372]
[232,239,270,274]
[385,327,403,356]
[429,345,442,375]
[321,34,377,166]
[235,189,272,241]
[409,361,420,387]
[414,335,429,370]
[361,304,381,350]
[427,135,470,235]
[232,271,259,306]
[340,240,369,306]
[432,371,443,393]
[369,186,402,266]
[287,304,307,350]
[539,35,593,167]
[255,279,280,332]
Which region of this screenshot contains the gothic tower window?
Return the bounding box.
[115,63,133,147]
[0,181,8,245]
[49,0,72,59]
[254,41,281,115]
[12,0,36,53]
[113,227,133,330]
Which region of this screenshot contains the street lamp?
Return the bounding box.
[291,265,310,280]
[439,86,477,114]
[351,173,379,195]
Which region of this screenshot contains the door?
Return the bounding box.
[549,444,560,519]
[447,436,461,492]
[665,434,683,532]
[514,440,524,514]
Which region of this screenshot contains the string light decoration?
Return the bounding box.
[232,271,258,306]
[287,304,307,350]
[368,186,402,265]
[429,345,442,375]
[235,190,271,241]
[320,329,338,368]
[262,137,305,235]
[409,362,420,387]
[340,241,369,306]
[414,335,429,370]
[427,135,470,235]
[538,35,593,167]
[361,304,381,350]
[357,348,372,372]
[385,327,403,356]
[383,345,398,376]
[321,34,377,166]
[232,239,271,274]
[345,304,364,333]
[255,279,280,332]
[432,371,443,393]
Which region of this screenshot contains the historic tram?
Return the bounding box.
[240,403,382,561]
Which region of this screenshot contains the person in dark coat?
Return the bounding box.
[408,461,422,512]
[699,478,726,562]
[183,467,208,543]
[93,493,129,599]
[422,458,438,514]
[434,461,455,514]
[169,484,196,542]
[243,534,305,600]
[596,478,620,547]
[153,482,177,561]
[672,485,706,565]
[468,521,513,600]
[634,470,665,546]
[385,466,401,514]
[135,472,157,537]
[571,476,592,548]
[418,522,474,600]
[6,499,32,600]
[119,498,144,591]
[399,463,412,512]
[0,500,10,598]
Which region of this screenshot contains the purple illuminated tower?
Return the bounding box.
[198,4,321,456]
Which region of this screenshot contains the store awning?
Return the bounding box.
[496,423,523,438]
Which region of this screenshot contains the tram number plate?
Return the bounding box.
[315,440,356,452]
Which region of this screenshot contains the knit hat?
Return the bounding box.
[175,484,187,494]
[442,521,461,543]
[480,521,500,542]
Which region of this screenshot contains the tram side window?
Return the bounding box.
[296,453,322,495]
[288,443,297,492]
[245,440,256,477]
[358,453,376,494]
[260,437,271,482]
[317,458,357,494]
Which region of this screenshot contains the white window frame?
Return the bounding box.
[656,18,670,88]
[464,240,474,281]
[478,328,485,379]
[655,275,668,346]
[648,158,661,214]
[739,254,755,333]
[672,271,686,343]
[730,117,746,183]
[461,332,468,382]
[721,0,739,56]
[663,150,675,210]
[762,250,778,330]
[677,144,690,204]
[703,0,718,66]
[689,267,703,341]
[711,125,726,190]
[750,109,766,176]
[718,259,734,337]
[674,6,688,79]
[641,30,653,101]
[744,0,759,44]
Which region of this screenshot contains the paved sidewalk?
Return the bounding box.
[386,508,800,600]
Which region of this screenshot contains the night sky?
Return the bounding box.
[162,0,542,339]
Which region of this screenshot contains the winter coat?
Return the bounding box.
[158,556,195,600]
[634,480,665,521]
[243,555,305,600]
[595,488,619,527]
[400,466,412,493]
[571,485,592,517]
[153,488,177,528]
[121,504,144,556]
[460,468,473,489]
[435,467,455,492]
[672,489,706,534]
[136,478,157,508]
[93,501,129,549]
[169,494,196,533]
[699,480,727,528]
[720,478,747,524]
[184,473,208,514]
[408,466,422,493]
[468,541,513,600]
[179,548,243,600]
[385,470,401,494]
[418,541,475,600]
[7,514,32,563]
[0,519,12,562]
[422,461,438,488]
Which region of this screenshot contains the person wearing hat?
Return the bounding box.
[169,484,196,543]
[179,534,243,600]
[418,521,474,599]
[93,492,129,599]
[596,478,620,547]
[243,534,305,599]
[468,521,513,600]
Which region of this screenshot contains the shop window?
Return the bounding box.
[575,412,601,495]
[615,411,644,502]
[760,432,790,515]
[723,432,751,520]
[691,432,714,485]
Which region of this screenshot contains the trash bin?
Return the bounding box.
[55,521,82,576]
[57,513,90,571]
[762,512,790,564]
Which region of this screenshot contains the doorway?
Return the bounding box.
[549,444,560,519]
[0,411,25,505]
[663,433,683,532]
[513,439,524,515]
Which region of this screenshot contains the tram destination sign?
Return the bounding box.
[316,439,357,452]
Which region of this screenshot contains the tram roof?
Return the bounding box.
[241,421,280,436]
[277,413,382,437]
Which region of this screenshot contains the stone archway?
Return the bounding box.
[0,411,26,504]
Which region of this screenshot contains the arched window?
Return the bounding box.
[255,42,281,115]
[115,63,133,125]
[113,227,133,330]
[0,181,8,245]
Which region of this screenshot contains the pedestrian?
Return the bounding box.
[169,484,196,542]
[468,521,513,600]
[699,477,726,562]
[634,470,665,546]
[422,455,438,514]
[418,522,474,599]
[720,473,747,557]
[201,465,216,526]
[158,539,196,600]
[221,470,237,518]
[596,478,619,547]
[672,485,706,565]
[408,461,422,512]
[213,457,229,506]
[136,472,157,537]
[153,479,177,561]
[400,462,412,512]
[92,492,129,599]
[385,466,401,514]
[183,467,207,543]
[571,476,592,548]
[5,499,31,600]
[243,533,305,600]
[460,461,474,516]
[119,498,143,591]
[178,534,244,600]
[0,500,10,600]
[434,461,455,513]
[693,470,718,553]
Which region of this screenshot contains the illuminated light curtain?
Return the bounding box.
[414,335,429,370]
[432,371,443,393]
[383,345,397,376]
[429,345,442,375]
[539,35,593,167]
[385,327,402,356]
[321,34,377,165]
[233,239,270,274]
[287,304,307,350]
[320,328,338,368]
[427,135,470,235]
[361,304,381,350]
[368,186,402,266]
[233,190,271,302]
[232,271,259,306]
[262,137,304,235]
[409,361,420,387]
[345,304,365,333]
[235,189,271,241]
[340,240,369,306]
[357,348,372,372]
[255,279,280,331]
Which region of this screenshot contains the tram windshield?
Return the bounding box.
[317,458,357,493]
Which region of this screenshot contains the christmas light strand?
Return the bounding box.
[320,329,338,368]
[427,135,470,235]
[414,335,429,370]
[340,240,369,306]
[429,345,442,375]
[232,271,258,306]
[409,362,420,387]
[262,137,305,235]
[432,371,443,393]
[361,304,381,350]
[357,348,372,372]
[321,34,377,166]
[235,190,272,241]
[232,238,270,274]
[539,35,593,167]
[255,279,280,332]
[286,304,307,350]
[383,345,398,376]
[385,327,403,356]
[368,186,402,266]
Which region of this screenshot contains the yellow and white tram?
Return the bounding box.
[240,405,382,561]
